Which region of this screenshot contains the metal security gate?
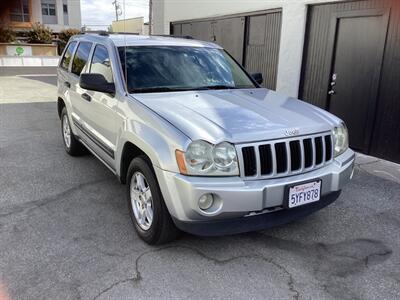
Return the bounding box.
[171,9,282,90]
[244,10,282,90]
[300,0,400,163]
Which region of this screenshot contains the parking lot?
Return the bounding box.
[0,68,399,299]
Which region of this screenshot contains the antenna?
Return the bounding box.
[123,0,128,94]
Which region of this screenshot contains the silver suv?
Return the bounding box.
[57,33,355,244]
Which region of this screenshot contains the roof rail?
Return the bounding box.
[80,30,110,36]
[110,32,140,35]
[79,30,141,36]
[153,34,194,39]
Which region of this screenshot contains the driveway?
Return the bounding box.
[0,69,399,300]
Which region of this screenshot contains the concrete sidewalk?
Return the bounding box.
[0,76,57,104]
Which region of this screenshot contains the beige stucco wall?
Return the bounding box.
[112,17,145,34]
[0,44,58,56]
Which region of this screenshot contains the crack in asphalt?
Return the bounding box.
[92,244,300,300]
[354,159,381,167]
[0,177,112,219]
[364,250,393,268]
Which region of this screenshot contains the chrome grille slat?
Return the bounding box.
[286,142,292,173]
[271,143,277,176]
[236,132,333,180]
[321,135,326,164]
[255,145,261,176]
[311,137,316,168]
[299,140,305,172]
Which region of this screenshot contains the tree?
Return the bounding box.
[58,28,80,53]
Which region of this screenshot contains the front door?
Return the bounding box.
[82,44,118,168]
[327,10,389,151]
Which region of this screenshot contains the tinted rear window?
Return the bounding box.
[60,41,77,70]
[71,42,92,76]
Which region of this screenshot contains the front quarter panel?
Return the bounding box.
[115,94,191,175]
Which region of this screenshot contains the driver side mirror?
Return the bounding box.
[80,73,115,94]
[251,73,263,85]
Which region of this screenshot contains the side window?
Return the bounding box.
[90,45,114,83]
[71,42,92,76]
[60,41,77,70]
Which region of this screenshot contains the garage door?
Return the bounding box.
[300,0,400,162]
[171,17,245,63]
[244,11,282,90]
[171,9,282,90]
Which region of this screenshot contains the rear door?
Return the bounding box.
[68,41,93,131]
[58,41,77,109]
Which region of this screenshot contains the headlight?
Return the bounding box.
[333,122,349,157]
[176,140,239,176]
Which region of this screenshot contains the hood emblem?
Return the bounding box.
[284,128,300,137]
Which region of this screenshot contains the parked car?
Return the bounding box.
[57,33,355,244]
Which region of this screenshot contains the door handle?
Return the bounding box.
[64,81,71,88]
[81,93,91,102]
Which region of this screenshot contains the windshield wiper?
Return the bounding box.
[193,85,237,90]
[129,85,239,93]
[129,87,191,93]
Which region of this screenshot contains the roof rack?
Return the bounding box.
[80,30,109,36]
[79,30,140,36]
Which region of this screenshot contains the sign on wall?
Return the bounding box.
[6,45,33,56]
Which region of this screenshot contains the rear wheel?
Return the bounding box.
[61,107,86,156]
[127,156,180,244]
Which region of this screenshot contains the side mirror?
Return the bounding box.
[79,73,115,94]
[251,73,263,85]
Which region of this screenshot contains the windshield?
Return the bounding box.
[118,46,256,93]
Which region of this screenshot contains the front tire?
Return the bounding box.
[61,107,86,156]
[126,156,180,245]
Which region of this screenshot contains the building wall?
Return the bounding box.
[66,0,82,29]
[153,0,346,98]
[112,17,145,34]
[9,0,81,32]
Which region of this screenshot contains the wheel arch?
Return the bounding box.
[57,97,66,119]
[119,141,152,184]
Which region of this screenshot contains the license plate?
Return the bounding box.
[287,180,322,208]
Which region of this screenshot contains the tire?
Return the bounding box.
[61,107,87,156]
[126,155,180,245]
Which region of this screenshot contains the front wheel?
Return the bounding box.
[126,156,180,244]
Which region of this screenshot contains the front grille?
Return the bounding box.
[238,133,333,179]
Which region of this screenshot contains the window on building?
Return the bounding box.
[10,0,30,22]
[72,42,92,76]
[90,45,114,83]
[63,4,68,14]
[42,2,57,16]
[61,41,77,70]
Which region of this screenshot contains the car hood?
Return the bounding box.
[131,88,341,144]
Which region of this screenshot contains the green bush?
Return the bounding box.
[0,28,16,43]
[58,28,80,53]
[27,22,53,44]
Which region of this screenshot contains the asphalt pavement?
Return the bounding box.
[0,69,399,300]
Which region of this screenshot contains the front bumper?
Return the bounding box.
[154,149,355,235]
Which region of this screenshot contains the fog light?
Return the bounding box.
[198,194,214,210]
